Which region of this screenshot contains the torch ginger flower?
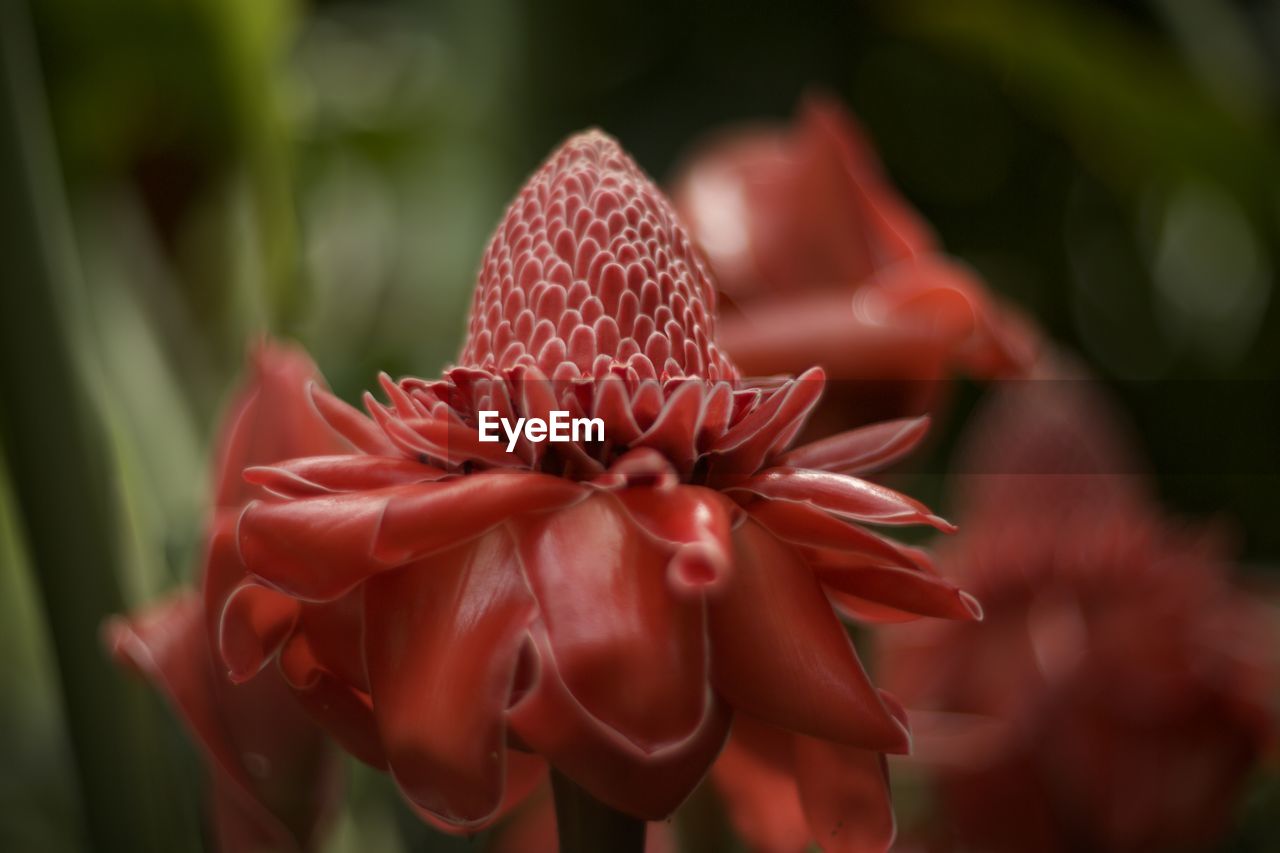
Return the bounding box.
[672,95,1037,428]
[105,343,343,852]
[880,373,1276,852]
[226,131,979,843]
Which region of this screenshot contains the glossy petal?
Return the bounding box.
[308,384,399,456]
[713,367,825,477]
[218,580,299,683]
[778,416,930,475]
[278,630,387,770]
[238,472,585,601]
[363,533,535,827]
[729,467,954,531]
[592,377,643,444]
[407,751,548,836]
[711,718,811,853]
[296,593,369,693]
[634,380,703,470]
[515,495,710,750]
[592,448,679,491]
[815,560,982,621]
[794,735,895,853]
[747,498,922,570]
[508,624,730,819]
[244,455,444,498]
[709,520,909,752]
[827,593,935,625]
[613,485,734,597]
[403,416,534,469]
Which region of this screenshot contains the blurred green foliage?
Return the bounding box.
[2,0,1278,850]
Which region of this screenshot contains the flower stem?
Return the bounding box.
[551,769,647,853]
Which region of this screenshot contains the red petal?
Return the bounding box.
[217,580,299,682]
[592,377,643,444]
[613,486,734,597]
[729,467,954,531]
[244,455,444,497]
[827,593,930,624]
[712,367,825,477]
[403,416,535,468]
[747,498,922,570]
[278,630,387,769]
[515,496,710,750]
[517,366,559,465]
[507,624,730,819]
[213,343,347,509]
[697,381,734,450]
[296,593,369,692]
[309,383,398,456]
[408,751,547,836]
[237,488,400,601]
[816,562,982,622]
[709,520,909,752]
[238,472,585,601]
[592,448,679,491]
[778,416,930,475]
[106,592,337,851]
[794,735,895,853]
[375,471,586,562]
[363,533,535,827]
[634,381,703,471]
[710,718,811,853]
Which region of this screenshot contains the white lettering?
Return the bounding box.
[502,416,525,453]
[549,410,569,441]
[478,411,499,442]
[574,417,604,442]
[475,410,605,451]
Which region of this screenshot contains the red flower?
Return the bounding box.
[671,95,1037,428]
[223,131,979,843]
[105,342,345,852]
[880,371,1276,852]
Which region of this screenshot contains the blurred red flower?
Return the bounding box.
[880,370,1276,852]
[671,95,1037,429]
[105,342,344,852]
[221,131,979,845]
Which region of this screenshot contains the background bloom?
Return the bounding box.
[104,342,343,852]
[879,367,1276,852]
[672,95,1037,429]
[226,131,978,847]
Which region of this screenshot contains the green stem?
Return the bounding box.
[0,1,195,849]
[551,770,646,853]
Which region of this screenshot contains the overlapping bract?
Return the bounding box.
[672,95,1036,427]
[221,131,979,846]
[461,131,735,382]
[880,373,1276,852]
